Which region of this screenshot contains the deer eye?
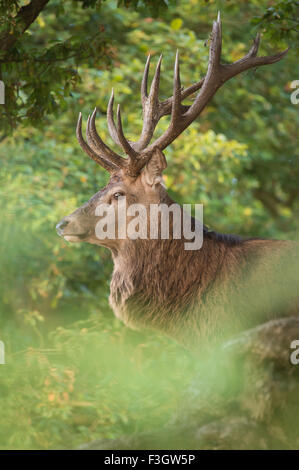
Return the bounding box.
[113,192,125,200]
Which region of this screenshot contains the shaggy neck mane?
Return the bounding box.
[109,192,248,342]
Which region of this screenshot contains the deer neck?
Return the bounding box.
[108,199,230,335]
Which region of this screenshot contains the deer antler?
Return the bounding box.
[76,12,288,175]
[106,54,204,153]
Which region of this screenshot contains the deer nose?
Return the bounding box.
[56,219,69,235]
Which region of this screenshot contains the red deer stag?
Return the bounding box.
[56,15,298,348]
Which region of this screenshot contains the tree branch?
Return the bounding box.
[0,0,50,54]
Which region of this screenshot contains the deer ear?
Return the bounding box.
[142,148,167,186]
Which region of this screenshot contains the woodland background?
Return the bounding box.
[0,0,298,449]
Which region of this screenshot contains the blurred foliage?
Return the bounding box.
[0,0,298,449]
[251,0,299,41]
[0,0,172,133]
[0,315,195,449]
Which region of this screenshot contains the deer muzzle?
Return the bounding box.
[56,216,90,242]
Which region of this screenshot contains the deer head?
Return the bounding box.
[56,14,287,251]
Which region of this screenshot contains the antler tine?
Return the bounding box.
[116,104,139,162]
[181,11,223,121]
[148,54,162,107]
[88,108,125,168]
[141,54,151,105]
[247,33,260,58]
[107,89,122,147]
[211,10,222,68]
[221,33,288,79]
[170,50,182,128]
[130,54,163,152]
[76,113,118,173]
